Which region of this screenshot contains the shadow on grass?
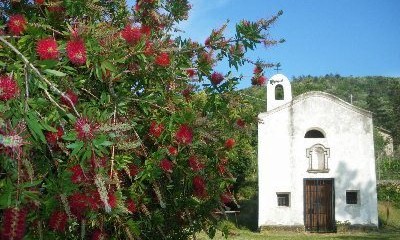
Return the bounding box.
[225,194,259,231]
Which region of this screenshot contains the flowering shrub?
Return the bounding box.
[0,0,281,239]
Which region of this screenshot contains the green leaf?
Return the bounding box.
[44,69,67,77]
[66,141,84,149]
[101,61,116,72]
[82,148,92,161]
[66,141,84,156]
[62,132,77,141]
[0,179,13,208]
[39,60,58,69]
[126,220,141,236]
[26,112,46,143]
[41,122,58,132]
[20,180,42,188]
[21,190,40,202]
[66,113,77,122]
[100,141,113,147]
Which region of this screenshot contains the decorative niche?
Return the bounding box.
[306,144,330,173]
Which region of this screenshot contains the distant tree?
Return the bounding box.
[388,82,400,151]
[366,89,387,127]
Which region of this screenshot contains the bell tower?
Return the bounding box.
[267,74,292,111]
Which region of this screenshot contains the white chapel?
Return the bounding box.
[258,74,379,232]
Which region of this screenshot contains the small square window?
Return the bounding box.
[277,193,290,207]
[346,191,359,204]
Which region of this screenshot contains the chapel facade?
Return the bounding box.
[258,74,379,232]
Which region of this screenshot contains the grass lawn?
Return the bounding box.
[196,229,400,240]
[196,201,400,239]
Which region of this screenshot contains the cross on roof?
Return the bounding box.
[274,63,282,74]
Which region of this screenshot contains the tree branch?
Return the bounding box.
[0,36,81,117]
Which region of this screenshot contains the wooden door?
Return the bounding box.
[304,179,335,232]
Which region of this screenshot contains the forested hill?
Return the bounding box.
[241,74,400,146]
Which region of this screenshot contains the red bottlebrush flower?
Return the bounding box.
[121,25,142,44]
[45,127,64,145]
[7,14,27,36]
[86,190,102,210]
[236,118,246,128]
[48,4,65,13]
[188,156,204,172]
[217,163,226,175]
[141,25,152,35]
[1,208,27,240]
[181,87,192,100]
[0,122,27,153]
[199,52,213,65]
[210,71,224,85]
[149,121,164,138]
[253,65,263,74]
[204,37,211,47]
[168,146,178,156]
[70,165,86,184]
[126,199,137,213]
[69,192,88,219]
[129,164,141,178]
[186,69,196,78]
[193,175,207,198]
[252,75,267,86]
[225,138,236,149]
[0,75,19,101]
[92,229,108,240]
[160,159,173,173]
[108,192,117,208]
[36,38,59,60]
[135,3,140,11]
[45,131,58,145]
[144,41,154,56]
[220,192,233,204]
[57,126,64,137]
[48,211,68,232]
[220,157,228,165]
[70,27,80,40]
[60,89,78,108]
[229,44,244,56]
[35,0,45,4]
[155,52,170,67]
[175,124,193,145]
[74,118,98,140]
[193,176,205,189]
[66,39,87,65]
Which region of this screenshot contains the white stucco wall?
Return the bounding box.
[258,91,379,229]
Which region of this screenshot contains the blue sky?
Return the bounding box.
[128,0,400,88]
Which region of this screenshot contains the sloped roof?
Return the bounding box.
[259,91,372,118]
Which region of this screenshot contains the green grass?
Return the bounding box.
[197,229,400,240]
[378,201,400,229]
[196,201,400,240]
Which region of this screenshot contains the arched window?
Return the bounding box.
[306,144,330,173]
[275,84,284,100]
[304,129,325,138]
